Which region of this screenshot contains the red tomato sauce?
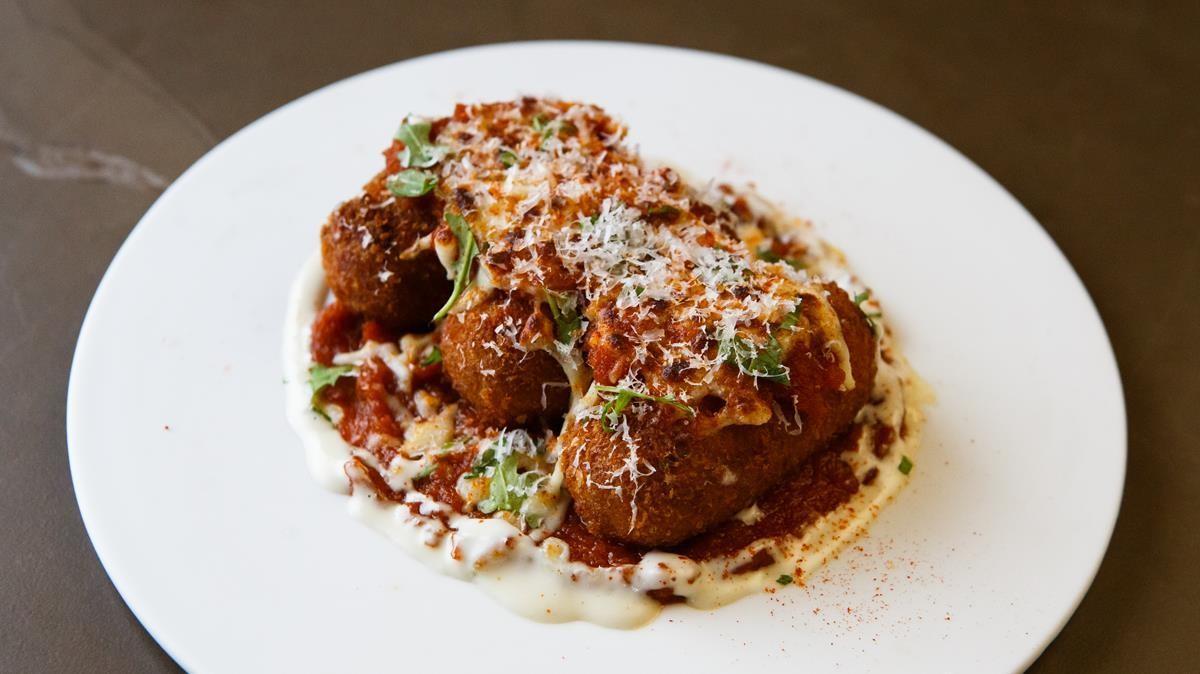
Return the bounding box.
[311,301,862,568]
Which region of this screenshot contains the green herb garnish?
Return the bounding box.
[758,246,806,270]
[308,364,353,416]
[719,332,789,383]
[544,290,582,344]
[498,148,520,167]
[646,204,680,218]
[395,118,449,168]
[465,447,496,479]
[854,289,883,329]
[413,463,437,481]
[531,114,574,148]
[432,213,478,321]
[898,455,914,475]
[420,345,443,366]
[465,437,546,519]
[757,247,782,263]
[477,453,545,514]
[595,385,695,432]
[386,169,437,197]
[776,574,794,585]
[778,306,801,331]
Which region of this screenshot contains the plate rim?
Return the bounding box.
[66,39,1127,672]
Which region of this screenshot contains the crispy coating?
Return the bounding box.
[440,291,570,425]
[320,171,451,332]
[560,284,877,547]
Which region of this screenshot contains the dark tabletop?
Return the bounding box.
[2,0,1197,671]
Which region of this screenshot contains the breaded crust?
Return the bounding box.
[440,291,571,425]
[560,284,877,547]
[320,171,451,332]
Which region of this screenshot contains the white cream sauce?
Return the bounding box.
[284,218,931,628]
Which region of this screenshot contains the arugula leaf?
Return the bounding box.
[719,333,789,383]
[778,308,801,331]
[473,452,544,516]
[544,290,582,343]
[498,148,520,167]
[394,118,449,168]
[308,364,353,415]
[432,213,478,321]
[594,385,695,432]
[420,345,442,366]
[386,169,437,197]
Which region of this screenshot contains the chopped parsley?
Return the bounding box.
[544,290,582,343]
[432,213,478,321]
[498,147,520,167]
[595,385,695,432]
[719,332,789,383]
[394,118,449,168]
[308,363,353,416]
[386,168,437,197]
[776,574,794,585]
[420,345,442,366]
[898,455,914,475]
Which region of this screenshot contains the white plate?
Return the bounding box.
[67,42,1124,673]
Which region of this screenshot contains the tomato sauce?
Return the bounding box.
[312,300,864,569]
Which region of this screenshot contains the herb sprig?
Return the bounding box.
[719,332,789,383]
[531,114,574,148]
[595,385,695,432]
[308,363,353,417]
[386,169,437,197]
[854,290,883,330]
[432,213,478,321]
[463,434,549,523]
[420,345,442,366]
[498,147,520,167]
[544,290,582,344]
[394,118,449,168]
[757,246,807,270]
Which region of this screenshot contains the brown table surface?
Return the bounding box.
[2,0,1197,671]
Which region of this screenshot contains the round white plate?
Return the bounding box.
[68,42,1124,673]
